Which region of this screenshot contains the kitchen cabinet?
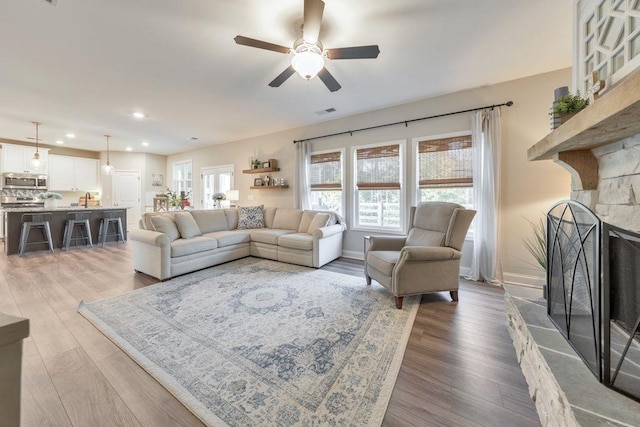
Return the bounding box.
[49,155,99,191]
[1,143,49,174]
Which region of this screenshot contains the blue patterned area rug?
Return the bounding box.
[78,258,419,426]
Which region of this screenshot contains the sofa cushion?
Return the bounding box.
[237,205,265,229]
[272,208,303,230]
[298,211,316,233]
[250,229,296,245]
[170,236,218,257]
[150,215,180,241]
[406,228,445,247]
[202,230,251,247]
[174,211,202,239]
[263,207,277,229]
[224,208,239,230]
[191,210,228,233]
[366,250,400,277]
[278,233,313,251]
[307,213,331,234]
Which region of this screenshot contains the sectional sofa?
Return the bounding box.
[129,206,346,280]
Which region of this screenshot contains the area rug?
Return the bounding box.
[78,258,419,426]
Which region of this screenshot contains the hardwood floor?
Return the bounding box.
[1,244,540,426]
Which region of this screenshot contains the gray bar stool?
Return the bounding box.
[63,211,93,250]
[18,213,54,256]
[98,210,125,246]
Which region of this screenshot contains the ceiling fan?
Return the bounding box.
[234,0,380,92]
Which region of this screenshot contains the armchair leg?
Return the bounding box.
[395,296,404,309]
[450,290,459,302]
[365,275,371,286]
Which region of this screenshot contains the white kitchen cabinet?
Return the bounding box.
[1,143,49,174]
[48,155,99,191]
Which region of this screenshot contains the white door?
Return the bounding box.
[201,165,234,209]
[113,170,141,230]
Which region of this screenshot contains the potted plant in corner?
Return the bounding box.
[550,92,589,130]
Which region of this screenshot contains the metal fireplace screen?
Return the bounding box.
[547,201,601,379]
[547,200,640,402]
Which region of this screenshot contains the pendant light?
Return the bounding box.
[29,121,46,172]
[101,134,114,175]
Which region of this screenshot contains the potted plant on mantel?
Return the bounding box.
[550,92,589,130]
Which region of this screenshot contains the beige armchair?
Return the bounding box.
[365,202,476,309]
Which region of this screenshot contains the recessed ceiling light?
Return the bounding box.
[55,140,65,145]
[125,147,133,151]
[141,141,149,146]
[65,133,75,138]
[132,111,146,119]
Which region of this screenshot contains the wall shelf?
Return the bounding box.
[528,67,640,161]
[242,167,280,174]
[250,185,289,190]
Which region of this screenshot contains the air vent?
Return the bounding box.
[316,107,336,116]
[44,0,59,5]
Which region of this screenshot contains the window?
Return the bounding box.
[417,134,473,208]
[173,160,192,196]
[309,150,344,215]
[354,142,403,230]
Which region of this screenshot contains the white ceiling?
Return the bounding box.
[0,0,573,155]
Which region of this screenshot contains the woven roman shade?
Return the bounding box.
[310,151,342,190]
[418,135,472,188]
[356,144,400,190]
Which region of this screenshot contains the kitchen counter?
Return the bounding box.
[3,207,127,255]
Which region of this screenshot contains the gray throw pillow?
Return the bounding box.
[307,213,331,234]
[174,211,202,239]
[237,205,265,229]
[150,215,180,241]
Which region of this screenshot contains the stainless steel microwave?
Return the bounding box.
[1,173,48,190]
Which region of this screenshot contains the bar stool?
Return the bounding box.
[18,213,54,256]
[98,210,125,246]
[63,211,93,250]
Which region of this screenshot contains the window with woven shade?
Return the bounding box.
[418,135,472,189]
[356,144,401,190]
[310,151,342,190]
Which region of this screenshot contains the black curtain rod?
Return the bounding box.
[293,100,514,144]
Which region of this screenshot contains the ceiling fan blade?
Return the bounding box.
[317,67,341,92]
[234,35,290,54]
[326,45,380,60]
[303,0,325,44]
[269,66,296,87]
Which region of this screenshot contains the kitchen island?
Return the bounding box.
[3,207,127,255]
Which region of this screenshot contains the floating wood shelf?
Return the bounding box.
[242,167,280,174]
[527,67,640,161]
[250,185,289,190]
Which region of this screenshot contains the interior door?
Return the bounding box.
[201,165,234,209]
[113,170,141,229]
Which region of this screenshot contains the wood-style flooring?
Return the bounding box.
[0,244,540,426]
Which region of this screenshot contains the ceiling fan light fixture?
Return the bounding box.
[291,43,324,80]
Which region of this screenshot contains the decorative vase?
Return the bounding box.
[44,198,57,209]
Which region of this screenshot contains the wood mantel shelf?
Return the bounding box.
[528,67,640,161]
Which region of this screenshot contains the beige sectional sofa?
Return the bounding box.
[129,206,346,280]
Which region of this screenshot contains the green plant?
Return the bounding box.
[522,217,547,271]
[551,93,589,116]
[36,191,63,200]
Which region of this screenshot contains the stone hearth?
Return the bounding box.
[504,284,640,427]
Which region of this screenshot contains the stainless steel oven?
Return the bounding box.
[1,173,48,190]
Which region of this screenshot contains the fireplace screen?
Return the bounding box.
[547,200,640,402]
[547,201,601,379]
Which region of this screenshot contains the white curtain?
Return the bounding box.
[295,141,311,210]
[468,108,503,283]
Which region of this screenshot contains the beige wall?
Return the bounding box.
[166,68,573,284]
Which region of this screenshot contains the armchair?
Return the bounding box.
[365,202,476,309]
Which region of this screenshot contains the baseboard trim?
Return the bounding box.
[342,250,363,260]
[502,272,545,287]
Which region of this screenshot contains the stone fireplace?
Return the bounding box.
[518,67,640,424]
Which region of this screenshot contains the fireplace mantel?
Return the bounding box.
[528,67,640,162]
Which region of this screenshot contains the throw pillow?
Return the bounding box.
[150,215,180,241]
[174,211,202,239]
[298,210,316,232]
[237,205,265,229]
[307,213,331,234]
